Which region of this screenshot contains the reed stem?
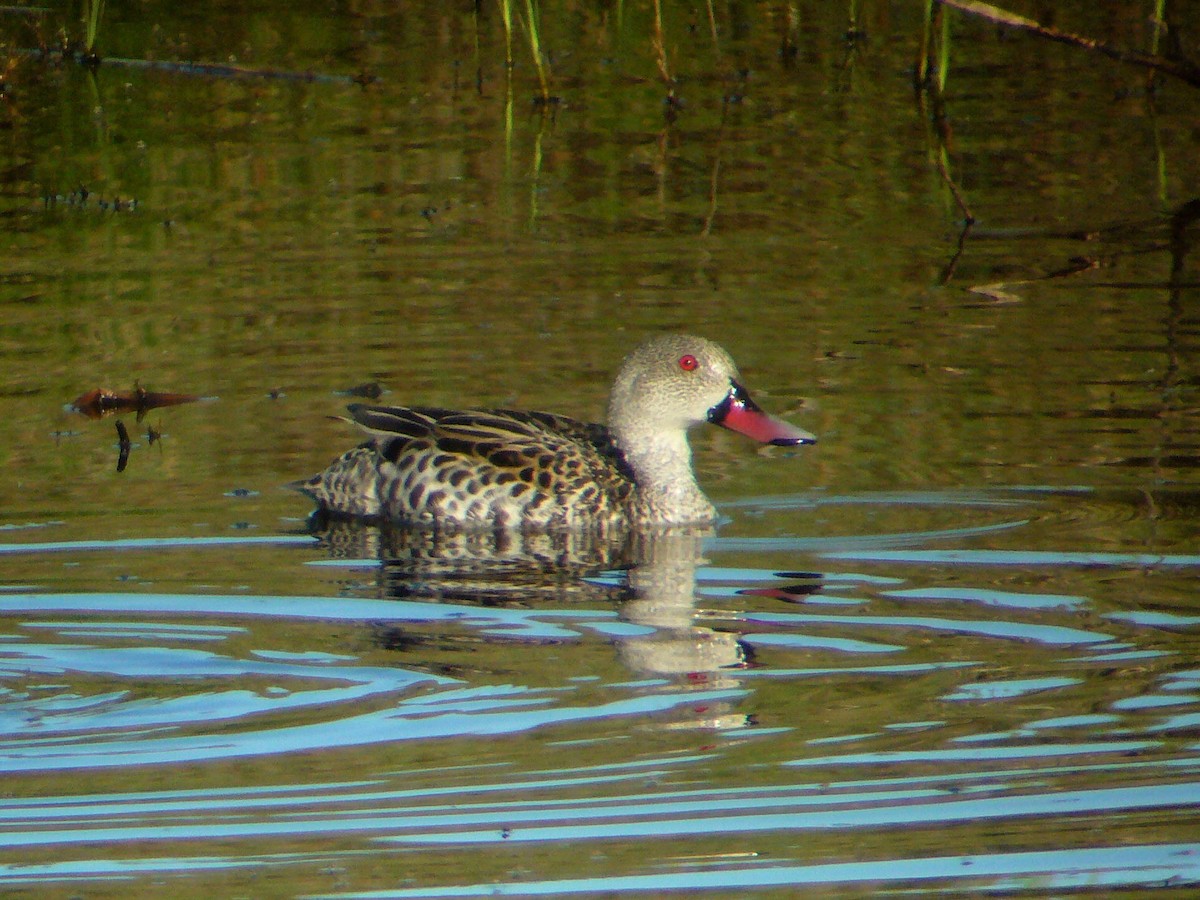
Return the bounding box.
[651,0,673,90]
[498,0,513,69]
[523,0,551,102]
[83,0,104,54]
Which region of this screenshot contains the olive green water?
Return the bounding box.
[1,2,1199,896]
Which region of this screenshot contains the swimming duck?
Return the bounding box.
[295,334,815,528]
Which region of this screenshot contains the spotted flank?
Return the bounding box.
[297,406,637,528]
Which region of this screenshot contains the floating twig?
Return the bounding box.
[70,385,203,421]
[336,381,387,399]
[20,48,368,85]
[114,419,130,473]
[938,0,1200,88]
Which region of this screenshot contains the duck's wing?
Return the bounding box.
[345,404,636,485]
[340,404,455,440]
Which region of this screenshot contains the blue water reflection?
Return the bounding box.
[302,842,1200,896]
[1,486,1198,893]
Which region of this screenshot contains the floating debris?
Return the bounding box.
[41,185,139,213]
[336,381,386,399]
[0,521,64,533]
[115,420,131,473]
[69,385,204,421]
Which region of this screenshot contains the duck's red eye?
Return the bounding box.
[678,354,698,372]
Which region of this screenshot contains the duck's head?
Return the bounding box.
[607,334,816,447]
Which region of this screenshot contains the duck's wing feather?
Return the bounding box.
[341,404,455,440]
[344,404,635,483]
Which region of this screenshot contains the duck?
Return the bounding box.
[295,334,815,529]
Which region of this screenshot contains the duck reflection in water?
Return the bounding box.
[308,518,749,685]
[297,335,815,681]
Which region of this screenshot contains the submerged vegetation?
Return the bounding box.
[4,1,1194,99]
[82,0,104,57]
[2,0,1194,259]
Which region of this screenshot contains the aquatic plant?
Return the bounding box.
[82,0,104,56]
[938,0,1200,87]
[525,0,551,102]
[497,0,553,103]
[651,0,678,116]
[916,0,951,92]
[497,0,513,68]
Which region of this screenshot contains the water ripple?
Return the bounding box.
[821,549,1200,567]
[304,842,1200,896]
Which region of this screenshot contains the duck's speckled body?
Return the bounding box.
[295,335,814,529]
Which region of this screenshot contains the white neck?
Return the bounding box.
[614,425,717,524]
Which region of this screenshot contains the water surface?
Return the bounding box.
[1,2,1198,895]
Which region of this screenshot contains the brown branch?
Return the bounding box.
[22,48,365,85]
[938,0,1200,88]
